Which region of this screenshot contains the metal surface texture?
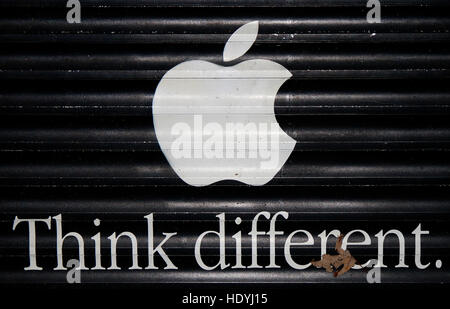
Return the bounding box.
[0,0,449,293]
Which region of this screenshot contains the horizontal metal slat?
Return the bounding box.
[2,80,449,116]
[1,0,449,8]
[1,116,450,151]
[3,48,450,70]
[3,69,449,80]
[0,152,449,186]
[2,187,450,215]
[2,269,449,284]
[1,11,448,34]
[0,7,449,45]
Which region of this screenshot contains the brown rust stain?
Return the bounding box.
[311,234,357,277]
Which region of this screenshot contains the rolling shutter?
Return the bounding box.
[0,0,449,292]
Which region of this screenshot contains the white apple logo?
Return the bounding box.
[152,21,296,186]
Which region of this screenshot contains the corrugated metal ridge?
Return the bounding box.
[1,0,449,8]
[0,0,449,289]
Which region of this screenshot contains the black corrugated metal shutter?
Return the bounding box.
[1,0,449,301]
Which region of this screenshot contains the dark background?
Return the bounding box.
[0,0,449,305]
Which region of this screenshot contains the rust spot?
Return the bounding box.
[311,234,357,277]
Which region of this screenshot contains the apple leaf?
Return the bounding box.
[223,21,259,62]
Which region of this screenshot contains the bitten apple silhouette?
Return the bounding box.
[152,21,296,186]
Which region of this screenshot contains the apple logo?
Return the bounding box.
[152,21,296,186]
